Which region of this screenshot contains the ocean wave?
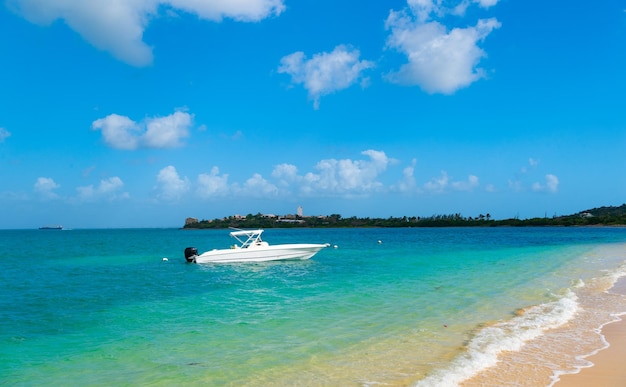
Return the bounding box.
[414,290,579,387]
[548,263,626,386]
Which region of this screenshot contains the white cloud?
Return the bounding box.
[386,15,501,94]
[235,173,280,197]
[423,171,450,193]
[393,159,418,193]
[91,114,141,150]
[272,163,299,186]
[407,0,441,22]
[9,0,285,66]
[407,0,500,21]
[512,158,557,193]
[143,111,192,148]
[423,171,479,193]
[285,150,393,196]
[156,165,190,200]
[76,176,129,201]
[532,174,559,193]
[34,177,60,199]
[451,174,479,191]
[197,167,230,198]
[0,127,10,143]
[386,0,501,95]
[269,150,394,196]
[474,0,499,8]
[167,0,285,22]
[521,157,540,173]
[393,160,478,194]
[278,45,375,109]
[154,150,491,203]
[92,111,192,150]
[545,174,559,193]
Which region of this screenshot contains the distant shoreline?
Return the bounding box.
[183,205,626,230]
[182,224,626,230]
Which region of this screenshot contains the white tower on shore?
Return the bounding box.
[297,206,303,217]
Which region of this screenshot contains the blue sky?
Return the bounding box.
[1,0,625,229]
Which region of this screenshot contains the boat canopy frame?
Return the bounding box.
[229,229,264,248]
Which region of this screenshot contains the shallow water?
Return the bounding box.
[1,227,625,386]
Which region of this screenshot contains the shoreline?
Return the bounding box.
[554,277,626,386]
[459,245,626,387]
[555,316,626,386]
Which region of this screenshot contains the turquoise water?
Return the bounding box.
[1,227,625,386]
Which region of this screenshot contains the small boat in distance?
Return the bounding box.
[39,225,63,230]
[184,229,329,264]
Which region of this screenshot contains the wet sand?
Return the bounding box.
[555,277,626,387]
[460,269,626,387]
[555,317,626,386]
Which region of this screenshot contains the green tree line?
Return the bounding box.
[183,204,626,229]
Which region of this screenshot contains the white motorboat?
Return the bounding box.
[184,229,329,264]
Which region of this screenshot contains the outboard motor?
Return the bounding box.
[184,247,198,263]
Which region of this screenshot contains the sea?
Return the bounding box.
[1,227,626,386]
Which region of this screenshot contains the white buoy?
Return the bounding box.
[162,257,169,262]
[377,240,382,244]
[333,245,339,249]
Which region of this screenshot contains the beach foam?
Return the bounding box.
[554,312,626,386]
[452,243,626,387]
[549,272,626,386]
[415,290,579,387]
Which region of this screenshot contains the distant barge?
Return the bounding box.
[39,225,63,230]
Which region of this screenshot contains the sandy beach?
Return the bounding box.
[460,266,626,387]
[556,317,626,386]
[555,277,626,387]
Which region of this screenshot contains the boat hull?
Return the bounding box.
[193,243,328,264]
